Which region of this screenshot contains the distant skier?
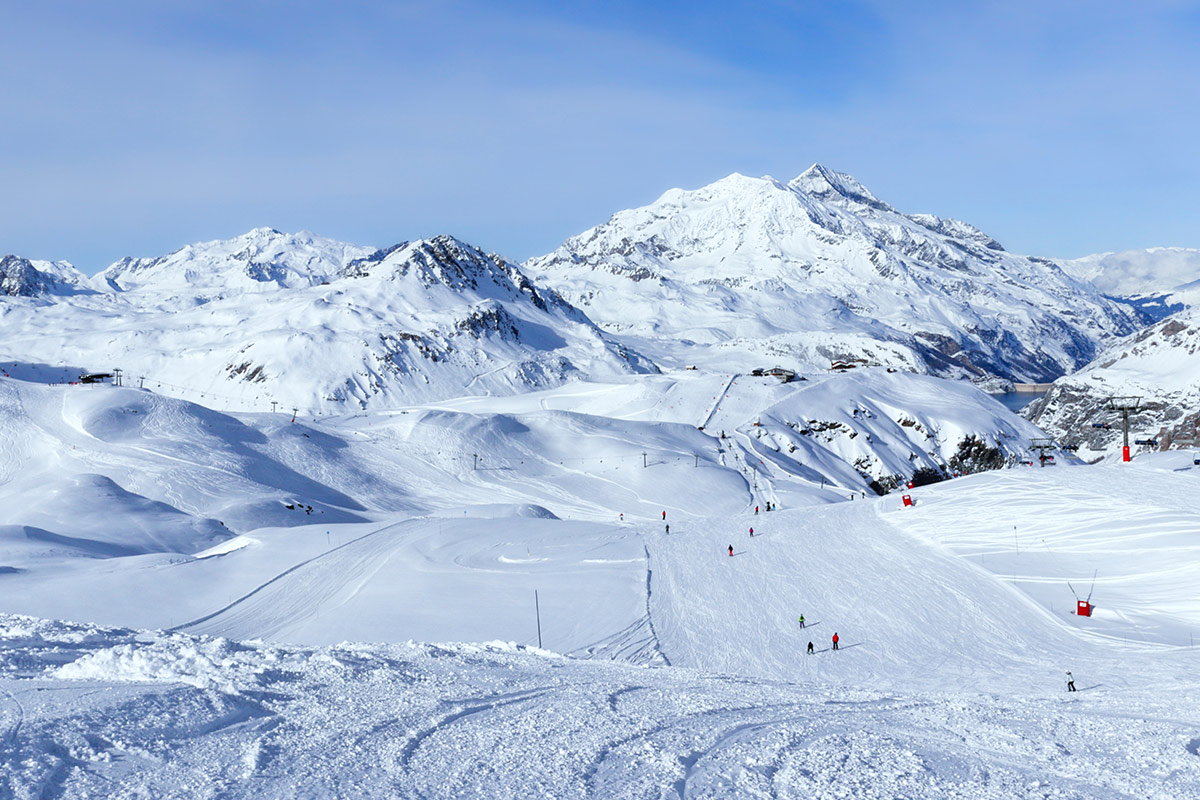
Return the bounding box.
[749,527,754,537]
[798,614,805,628]
[1066,671,1076,692]
[662,510,666,520]
[832,632,839,651]
[806,641,814,655]
[619,512,624,521]
[665,524,669,534]
[755,506,759,515]
[728,544,733,557]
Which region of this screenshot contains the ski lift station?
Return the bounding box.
[749,366,797,382]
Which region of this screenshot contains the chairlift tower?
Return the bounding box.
[1029,437,1057,468]
[1104,396,1141,462]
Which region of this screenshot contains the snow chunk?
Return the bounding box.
[53,635,279,694]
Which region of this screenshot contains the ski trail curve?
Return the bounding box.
[172,520,412,639]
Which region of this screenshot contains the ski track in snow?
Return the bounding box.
[4,622,1196,799]
[173,519,408,639]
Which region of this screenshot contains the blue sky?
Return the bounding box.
[3,0,1198,272]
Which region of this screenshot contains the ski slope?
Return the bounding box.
[1,370,1199,797]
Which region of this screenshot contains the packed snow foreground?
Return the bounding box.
[1,369,1199,798]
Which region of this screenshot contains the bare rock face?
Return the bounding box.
[1,255,88,298]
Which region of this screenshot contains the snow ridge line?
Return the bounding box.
[169,520,407,633]
[643,544,671,666]
[699,374,738,430]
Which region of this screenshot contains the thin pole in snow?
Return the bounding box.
[695,454,699,468]
[642,452,648,468]
[473,453,479,470]
[291,407,298,423]
[535,590,543,649]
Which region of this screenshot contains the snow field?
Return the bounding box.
[2,370,1200,796]
[2,616,1198,799]
[893,459,1200,646]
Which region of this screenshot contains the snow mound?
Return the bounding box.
[54,634,279,694]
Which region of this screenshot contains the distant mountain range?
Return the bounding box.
[94,227,378,295]
[1057,247,1200,323]
[4,166,1198,414]
[0,230,654,411]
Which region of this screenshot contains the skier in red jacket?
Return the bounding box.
[832,632,840,651]
[728,544,733,557]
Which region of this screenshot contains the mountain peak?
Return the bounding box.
[706,172,788,193]
[790,164,886,210]
[240,226,284,238]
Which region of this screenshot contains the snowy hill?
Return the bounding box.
[1059,247,1200,323]
[1024,305,1200,460]
[0,232,656,410]
[525,165,1140,386]
[0,367,1044,569]
[0,254,90,298]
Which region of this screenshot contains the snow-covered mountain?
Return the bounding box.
[91,227,377,296]
[1059,247,1200,323]
[525,165,1141,387]
[5,209,1200,797]
[1024,304,1200,460]
[0,232,656,410]
[0,254,90,298]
